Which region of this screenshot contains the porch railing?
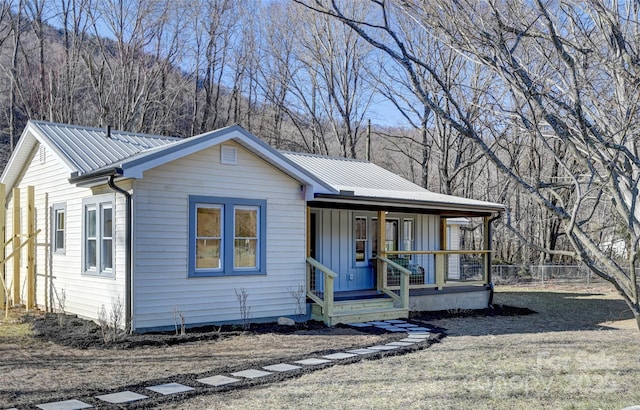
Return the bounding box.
[306,256,337,325]
[376,256,410,310]
[384,250,491,290]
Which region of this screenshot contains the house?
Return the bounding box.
[0,120,503,331]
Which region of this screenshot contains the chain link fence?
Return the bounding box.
[491,264,606,286]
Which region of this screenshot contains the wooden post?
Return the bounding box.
[0,183,5,309]
[324,273,334,326]
[400,269,409,310]
[376,210,386,291]
[306,206,311,258]
[436,253,445,290]
[437,217,447,290]
[12,187,20,306]
[26,186,35,310]
[483,216,491,284]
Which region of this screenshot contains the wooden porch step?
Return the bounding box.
[311,299,409,326]
[317,307,409,326]
[331,298,395,313]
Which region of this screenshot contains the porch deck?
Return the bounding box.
[306,254,492,326]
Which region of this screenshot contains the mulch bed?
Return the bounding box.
[28,303,535,350]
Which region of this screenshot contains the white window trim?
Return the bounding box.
[52,203,66,255]
[233,205,260,270]
[82,194,115,277]
[354,215,368,266]
[189,196,266,277]
[194,204,224,272]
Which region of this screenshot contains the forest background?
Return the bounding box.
[0,0,627,272]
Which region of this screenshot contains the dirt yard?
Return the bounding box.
[3,284,639,409]
[0,311,416,408]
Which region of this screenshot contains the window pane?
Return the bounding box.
[102,207,112,238]
[56,231,64,250]
[56,211,65,230]
[196,239,221,269]
[87,239,96,269]
[385,220,398,251]
[355,217,366,240]
[403,220,414,251]
[355,240,365,262]
[87,209,96,237]
[197,207,221,237]
[102,239,112,270]
[235,208,257,237]
[234,239,257,268]
[371,219,378,257]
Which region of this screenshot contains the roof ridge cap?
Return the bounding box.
[280,150,370,163]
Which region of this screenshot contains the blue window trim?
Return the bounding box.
[188,196,267,277]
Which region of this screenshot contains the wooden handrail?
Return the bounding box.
[306,257,338,278]
[306,257,336,325]
[385,250,491,255]
[376,256,410,309]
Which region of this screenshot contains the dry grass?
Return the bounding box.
[0,313,390,408]
[167,284,640,410]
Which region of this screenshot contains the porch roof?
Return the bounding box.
[281,152,504,215]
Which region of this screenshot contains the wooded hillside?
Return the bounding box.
[0,0,603,267]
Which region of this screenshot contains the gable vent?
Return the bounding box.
[39,145,46,164]
[221,145,237,165]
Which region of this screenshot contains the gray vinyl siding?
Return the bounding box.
[132,141,306,330]
[5,142,126,320]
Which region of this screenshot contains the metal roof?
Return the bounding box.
[282,151,504,212]
[282,152,422,192]
[29,120,179,175]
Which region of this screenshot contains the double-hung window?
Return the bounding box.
[83,195,114,276]
[189,196,266,277]
[354,216,367,263]
[52,203,66,254]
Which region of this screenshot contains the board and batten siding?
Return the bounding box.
[312,209,440,291]
[5,142,126,321]
[131,141,307,330]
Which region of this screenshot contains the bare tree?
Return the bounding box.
[298,0,640,327]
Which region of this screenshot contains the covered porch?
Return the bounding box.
[305,204,497,326]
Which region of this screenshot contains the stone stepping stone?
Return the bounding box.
[400,337,427,343]
[395,323,418,328]
[197,375,240,387]
[384,327,407,332]
[231,369,272,379]
[146,383,195,395]
[406,329,432,334]
[263,363,302,372]
[96,391,148,404]
[348,322,371,327]
[36,400,93,410]
[322,352,358,360]
[368,345,399,351]
[347,348,379,355]
[367,321,389,326]
[387,341,415,346]
[384,319,407,324]
[294,357,332,365]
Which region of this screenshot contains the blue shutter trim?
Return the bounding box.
[188,195,267,277]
